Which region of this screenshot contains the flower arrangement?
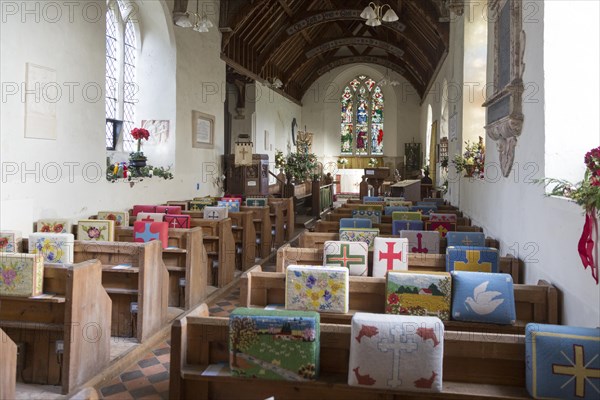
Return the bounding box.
[275,149,286,169]
[284,151,318,182]
[367,158,378,167]
[537,146,600,284]
[452,137,485,177]
[337,157,349,168]
[129,127,150,161]
[537,146,600,214]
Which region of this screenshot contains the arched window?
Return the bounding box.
[340,75,384,156]
[105,0,138,152]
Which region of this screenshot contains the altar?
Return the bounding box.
[337,169,364,193]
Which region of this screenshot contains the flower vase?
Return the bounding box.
[464,165,475,177]
[129,158,147,169]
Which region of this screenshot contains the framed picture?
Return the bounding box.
[192,111,214,148]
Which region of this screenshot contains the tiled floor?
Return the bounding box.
[99,288,241,399]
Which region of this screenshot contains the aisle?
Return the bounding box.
[99,289,241,399]
[96,223,305,399]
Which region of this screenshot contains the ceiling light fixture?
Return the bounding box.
[192,12,213,33]
[360,2,399,27]
[174,0,213,32]
[192,0,213,33]
[173,12,193,28]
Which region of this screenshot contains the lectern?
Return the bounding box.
[361,167,390,198]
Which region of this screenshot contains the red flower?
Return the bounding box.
[0,238,8,248]
[388,293,399,304]
[585,146,600,174]
[131,128,150,141]
[40,225,51,232]
[53,224,63,233]
[591,175,600,187]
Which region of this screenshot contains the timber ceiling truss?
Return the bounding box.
[214,0,450,102]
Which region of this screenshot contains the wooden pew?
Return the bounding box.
[240,266,558,332]
[229,211,256,270]
[184,210,255,272]
[189,218,236,288]
[310,224,499,253]
[166,200,190,211]
[113,227,207,310]
[169,304,528,399]
[0,260,111,394]
[326,211,472,228]
[0,328,17,400]
[269,197,295,244]
[73,240,168,342]
[277,242,520,283]
[239,206,272,260]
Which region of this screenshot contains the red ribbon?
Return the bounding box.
[578,209,599,284]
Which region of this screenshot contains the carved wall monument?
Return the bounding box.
[483,0,525,177]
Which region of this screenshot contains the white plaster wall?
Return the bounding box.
[301,63,421,167]
[424,1,600,326]
[0,0,226,233]
[173,0,225,196]
[253,82,302,183]
[544,0,600,184]
[419,13,465,203]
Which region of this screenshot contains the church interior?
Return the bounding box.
[1,0,599,399]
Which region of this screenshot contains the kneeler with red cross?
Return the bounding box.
[372,237,409,278]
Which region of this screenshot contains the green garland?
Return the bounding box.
[106,161,174,183]
[535,146,600,215]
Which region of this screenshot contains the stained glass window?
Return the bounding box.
[341,86,353,154]
[105,0,138,151]
[371,86,384,155]
[339,76,384,156]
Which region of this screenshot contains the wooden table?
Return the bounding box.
[390,179,421,202]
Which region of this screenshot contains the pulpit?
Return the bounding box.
[223,154,269,196]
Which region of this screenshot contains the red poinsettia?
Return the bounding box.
[585,146,600,186]
[131,128,150,141]
[130,127,150,156]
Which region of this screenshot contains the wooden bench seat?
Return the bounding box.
[277,243,520,283]
[184,210,255,272]
[308,226,499,253]
[0,328,17,399]
[239,205,272,259]
[240,266,557,332]
[73,240,168,342]
[269,197,294,243]
[0,260,111,394]
[169,304,528,399]
[325,212,471,227]
[228,211,256,270]
[114,227,207,310]
[188,218,236,288]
